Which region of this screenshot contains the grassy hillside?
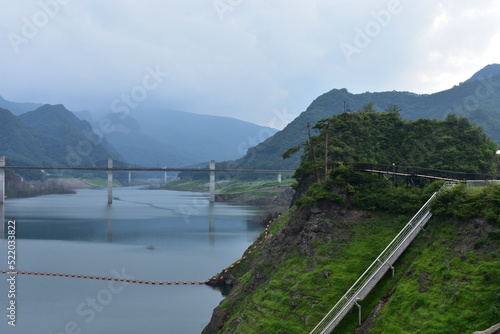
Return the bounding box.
[203,176,500,334]
[203,109,500,333]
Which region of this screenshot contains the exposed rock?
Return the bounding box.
[323,269,331,278]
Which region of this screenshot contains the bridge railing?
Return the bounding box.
[309,182,455,334]
[347,163,497,181]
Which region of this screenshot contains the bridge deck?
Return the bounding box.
[0,166,294,173]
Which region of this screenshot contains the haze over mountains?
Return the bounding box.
[1,64,499,171]
[0,97,277,167]
[0,105,120,166]
[94,109,278,167]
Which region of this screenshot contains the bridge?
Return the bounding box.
[0,157,294,204]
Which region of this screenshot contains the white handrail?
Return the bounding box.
[310,183,454,334]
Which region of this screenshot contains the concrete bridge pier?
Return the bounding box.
[108,158,113,204]
[209,160,216,203]
[128,171,132,184]
[277,173,282,183]
[0,156,5,204]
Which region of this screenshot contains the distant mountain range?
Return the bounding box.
[0,105,120,166]
[0,98,278,168]
[2,64,500,171]
[225,64,500,170]
[94,108,278,167]
[0,96,42,116]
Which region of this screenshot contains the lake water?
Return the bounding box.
[0,187,265,334]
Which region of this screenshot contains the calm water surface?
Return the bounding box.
[0,187,265,334]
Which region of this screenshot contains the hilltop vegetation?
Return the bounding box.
[286,107,498,193]
[223,64,500,171]
[203,107,500,333]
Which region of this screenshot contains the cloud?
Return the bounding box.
[0,0,498,127]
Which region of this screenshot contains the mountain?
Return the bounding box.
[98,109,278,167]
[0,104,120,167]
[0,108,54,165]
[0,96,43,116]
[203,110,500,333]
[225,64,500,171]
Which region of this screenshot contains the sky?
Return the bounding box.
[0,0,499,129]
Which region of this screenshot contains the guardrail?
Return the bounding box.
[310,182,455,334]
[347,163,497,182]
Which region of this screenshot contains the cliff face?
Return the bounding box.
[203,195,500,333]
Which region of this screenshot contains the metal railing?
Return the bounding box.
[347,162,497,182]
[310,182,455,334]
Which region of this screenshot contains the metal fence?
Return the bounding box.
[309,182,455,334]
[347,163,497,182]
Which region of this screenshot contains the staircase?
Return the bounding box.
[310,182,455,334]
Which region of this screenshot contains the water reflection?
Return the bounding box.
[0,204,4,239]
[209,202,215,245]
[0,188,264,334]
[107,203,113,243]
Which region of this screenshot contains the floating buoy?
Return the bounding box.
[0,270,207,288]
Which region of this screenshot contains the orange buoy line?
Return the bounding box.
[1,214,283,287]
[209,215,281,283]
[0,270,206,286]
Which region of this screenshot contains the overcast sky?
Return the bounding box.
[0,0,499,128]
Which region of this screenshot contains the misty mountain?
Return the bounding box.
[98,109,278,167]
[0,96,43,116]
[225,64,500,170]
[0,104,120,166]
[0,108,53,165]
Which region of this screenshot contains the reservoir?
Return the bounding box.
[0,187,265,334]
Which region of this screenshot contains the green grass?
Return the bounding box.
[217,213,413,333]
[368,217,500,334]
[81,178,121,188]
[218,179,294,194]
[213,205,500,333]
[163,179,208,192]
